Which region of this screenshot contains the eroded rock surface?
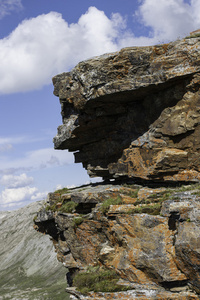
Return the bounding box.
[53,37,200,182]
[35,37,200,299]
[34,183,200,299]
[0,201,68,300]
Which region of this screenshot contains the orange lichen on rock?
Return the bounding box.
[53,37,200,183]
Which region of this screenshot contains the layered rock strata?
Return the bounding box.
[35,183,200,299]
[53,37,200,182]
[35,37,200,298]
[0,201,68,299]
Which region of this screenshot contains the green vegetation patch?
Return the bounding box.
[73,216,84,227]
[191,191,200,196]
[58,201,78,213]
[45,187,71,212]
[101,196,123,214]
[132,202,162,215]
[73,267,130,294]
[126,190,173,215]
[133,191,171,206]
[120,188,139,198]
[125,183,200,216]
[176,183,200,192]
[45,203,58,212]
[54,187,69,195]
[45,200,78,213]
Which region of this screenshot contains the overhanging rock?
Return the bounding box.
[53,38,200,182]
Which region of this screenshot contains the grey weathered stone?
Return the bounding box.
[0,201,68,299]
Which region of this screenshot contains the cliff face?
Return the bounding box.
[35,183,200,299]
[35,37,200,299]
[53,37,200,182]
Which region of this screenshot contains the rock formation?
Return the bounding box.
[0,201,68,299]
[35,183,200,299]
[34,36,200,299]
[53,37,200,182]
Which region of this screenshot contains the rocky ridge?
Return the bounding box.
[35,182,200,299]
[53,37,200,182]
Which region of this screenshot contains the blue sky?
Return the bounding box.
[0,0,199,210]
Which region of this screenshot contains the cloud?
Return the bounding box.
[0,147,74,173]
[0,186,37,204]
[0,7,125,94]
[0,136,25,145]
[0,3,199,95]
[0,173,34,188]
[0,168,29,176]
[0,135,27,153]
[25,148,74,169]
[135,0,199,42]
[0,172,44,209]
[0,0,23,19]
[0,186,48,209]
[0,171,48,209]
[0,134,53,149]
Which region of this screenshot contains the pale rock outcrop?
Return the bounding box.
[0,201,68,299]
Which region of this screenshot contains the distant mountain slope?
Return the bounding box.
[0,201,69,300]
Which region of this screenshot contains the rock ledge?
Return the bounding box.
[53,37,200,182]
[35,182,200,299]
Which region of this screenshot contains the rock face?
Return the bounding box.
[53,37,200,182]
[35,183,200,299]
[0,201,69,300]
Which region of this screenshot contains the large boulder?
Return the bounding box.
[53,37,200,182]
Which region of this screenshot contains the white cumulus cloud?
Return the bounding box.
[0,186,48,209]
[0,7,125,94]
[0,186,36,205]
[0,173,34,188]
[135,0,199,42]
[0,172,47,209]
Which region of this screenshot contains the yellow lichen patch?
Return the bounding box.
[120,195,137,204]
[108,204,136,215]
